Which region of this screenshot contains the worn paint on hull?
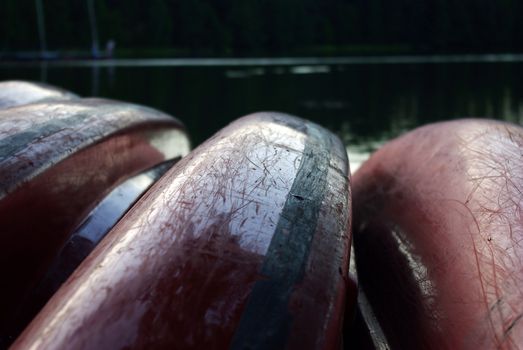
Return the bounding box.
[12,112,352,350]
[0,83,189,345]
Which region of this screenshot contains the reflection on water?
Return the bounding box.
[225,65,333,79]
[290,65,331,75]
[3,54,523,68]
[225,68,266,79]
[1,57,523,173]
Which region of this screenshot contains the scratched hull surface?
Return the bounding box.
[0,93,190,345]
[0,81,77,109]
[13,112,352,350]
[352,119,523,349]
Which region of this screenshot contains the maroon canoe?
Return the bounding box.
[0,83,190,345]
[352,119,523,349]
[12,112,352,350]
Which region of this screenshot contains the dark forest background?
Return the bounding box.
[2,0,522,57]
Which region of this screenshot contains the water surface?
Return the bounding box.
[2,56,522,171]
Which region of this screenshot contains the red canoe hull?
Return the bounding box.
[352,119,523,349]
[12,112,352,350]
[0,86,189,345]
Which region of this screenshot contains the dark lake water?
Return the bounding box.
[2,56,523,171]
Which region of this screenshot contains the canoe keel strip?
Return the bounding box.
[12,113,352,349]
[0,82,190,346]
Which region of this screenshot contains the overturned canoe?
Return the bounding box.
[0,83,190,345]
[352,119,523,349]
[0,80,77,109]
[12,112,352,350]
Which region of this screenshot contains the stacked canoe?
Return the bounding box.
[0,82,353,350]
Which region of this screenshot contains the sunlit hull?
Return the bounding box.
[10,112,352,349]
[1,81,353,349]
